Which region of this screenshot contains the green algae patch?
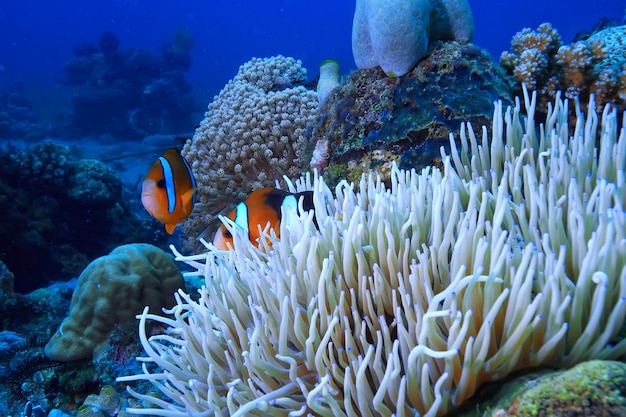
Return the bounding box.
[449,361,626,417]
[509,360,626,416]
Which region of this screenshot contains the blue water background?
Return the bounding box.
[1,0,623,102]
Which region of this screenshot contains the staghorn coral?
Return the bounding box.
[501,23,626,114]
[181,55,319,244]
[118,90,626,416]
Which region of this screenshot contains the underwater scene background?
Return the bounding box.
[1,0,625,416]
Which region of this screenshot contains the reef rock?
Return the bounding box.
[307,41,513,186]
[452,360,626,416]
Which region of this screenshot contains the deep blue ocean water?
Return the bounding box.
[1,0,623,101]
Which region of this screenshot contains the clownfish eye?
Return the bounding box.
[223,229,232,238]
[157,179,166,188]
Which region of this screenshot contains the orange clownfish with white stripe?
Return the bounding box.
[141,148,197,234]
[213,187,315,250]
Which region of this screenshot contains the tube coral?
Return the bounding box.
[118,89,626,416]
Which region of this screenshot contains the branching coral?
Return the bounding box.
[118,89,626,416]
[501,23,625,113]
[181,55,319,244]
[500,23,561,92]
[555,37,605,98]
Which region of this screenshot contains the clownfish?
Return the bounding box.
[141,148,197,234]
[213,187,314,250]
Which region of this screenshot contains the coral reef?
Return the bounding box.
[450,360,626,416]
[308,40,512,186]
[15,140,75,192]
[352,0,474,76]
[0,83,50,140]
[181,55,319,245]
[0,298,74,413]
[77,385,121,416]
[21,401,47,417]
[500,23,626,114]
[44,243,185,362]
[0,304,143,415]
[0,260,14,294]
[62,30,197,140]
[0,141,168,293]
[67,159,123,204]
[118,91,626,416]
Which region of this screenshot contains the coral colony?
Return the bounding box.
[500,23,626,114]
[63,30,196,140]
[180,56,319,246]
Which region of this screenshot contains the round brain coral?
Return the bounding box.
[181,55,319,243]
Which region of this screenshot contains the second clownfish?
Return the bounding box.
[141,148,197,234]
[213,187,314,250]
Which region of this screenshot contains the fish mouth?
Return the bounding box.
[141,193,159,217]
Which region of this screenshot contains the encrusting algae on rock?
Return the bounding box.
[493,361,626,416]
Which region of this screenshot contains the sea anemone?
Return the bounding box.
[118,88,626,416]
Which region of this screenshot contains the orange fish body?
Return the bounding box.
[141,148,197,234]
[213,187,314,250]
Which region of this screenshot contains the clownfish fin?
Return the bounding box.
[181,187,197,205]
[165,223,177,234]
[181,187,197,214]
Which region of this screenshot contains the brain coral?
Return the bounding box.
[45,243,184,362]
[181,55,319,242]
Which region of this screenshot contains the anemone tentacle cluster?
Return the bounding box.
[119,89,626,416]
